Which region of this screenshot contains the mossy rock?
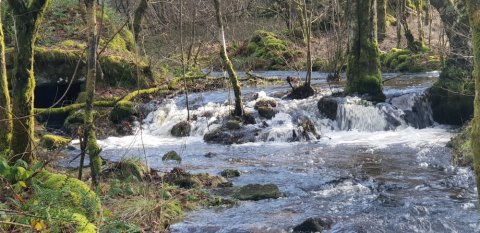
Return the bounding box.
[220,169,241,178]
[234,184,282,201]
[226,120,242,130]
[110,101,136,124]
[107,159,148,181]
[30,171,101,232]
[171,121,191,137]
[40,134,72,150]
[162,151,182,163]
[63,110,86,133]
[448,122,473,167]
[428,69,474,125]
[254,99,277,110]
[240,30,299,70]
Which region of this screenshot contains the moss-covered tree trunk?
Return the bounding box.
[0,1,11,153]
[133,0,150,41]
[396,0,403,47]
[84,0,102,187]
[7,0,49,163]
[414,0,425,43]
[429,0,473,125]
[377,0,387,42]
[346,0,385,101]
[466,0,480,197]
[213,0,244,117]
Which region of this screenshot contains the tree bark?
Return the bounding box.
[466,0,480,198]
[415,0,425,43]
[377,0,387,42]
[84,0,102,187]
[7,0,49,163]
[396,0,403,47]
[0,0,11,153]
[346,0,384,101]
[133,0,150,41]
[213,0,244,117]
[430,0,471,68]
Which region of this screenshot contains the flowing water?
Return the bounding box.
[74,71,480,232]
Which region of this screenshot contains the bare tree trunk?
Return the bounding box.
[303,0,312,86]
[7,0,49,163]
[180,0,190,121]
[0,0,11,153]
[84,0,102,187]
[466,0,480,198]
[346,0,384,101]
[213,0,244,117]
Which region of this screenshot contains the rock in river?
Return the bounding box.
[233,184,282,201]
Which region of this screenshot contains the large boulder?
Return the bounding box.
[255,99,278,119]
[293,217,334,233]
[318,96,340,120]
[233,184,283,201]
[171,121,191,137]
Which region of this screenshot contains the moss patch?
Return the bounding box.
[380,48,441,72]
[40,134,72,150]
[110,101,136,124]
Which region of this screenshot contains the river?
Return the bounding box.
[87,71,480,232]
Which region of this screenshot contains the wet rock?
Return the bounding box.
[204,127,259,145]
[293,217,334,233]
[163,168,231,189]
[288,84,315,99]
[204,152,217,158]
[226,120,242,130]
[220,169,241,178]
[171,121,191,137]
[162,151,182,163]
[318,96,340,120]
[233,184,283,201]
[257,106,277,119]
[243,113,256,125]
[299,118,320,140]
[254,99,277,109]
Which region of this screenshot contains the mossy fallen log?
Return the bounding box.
[35,87,171,117]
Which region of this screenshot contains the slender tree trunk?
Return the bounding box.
[377,0,387,42]
[7,0,50,163]
[396,0,403,48]
[303,0,312,86]
[466,0,480,198]
[133,0,150,42]
[415,0,425,44]
[0,0,11,153]
[430,0,471,68]
[213,0,244,117]
[346,0,384,101]
[84,0,102,187]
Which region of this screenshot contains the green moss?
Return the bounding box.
[107,158,148,181]
[381,48,441,72]
[162,151,182,163]
[240,30,298,70]
[449,122,473,167]
[29,171,101,232]
[40,134,72,150]
[110,101,136,124]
